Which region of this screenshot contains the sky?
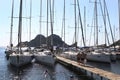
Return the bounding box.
[0,0,119,47]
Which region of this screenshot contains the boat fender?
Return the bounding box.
[31,55,34,59]
[6,55,9,60]
[70,75,74,80]
[53,54,56,58]
[17,55,19,63]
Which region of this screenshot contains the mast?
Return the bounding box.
[18,0,23,53]
[39,0,42,46]
[63,0,66,48]
[118,0,120,40]
[94,6,96,46]
[29,0,32,41]
[114,25,116,41]
[95,0,98,47]
[74,0,77,48]
[46,0,49,46]
[49,0,53,47]
[52,0,54,28]
[10,0,14,50]
[52,0,54,47]
[104,0,106,45]
[62,0,66,49]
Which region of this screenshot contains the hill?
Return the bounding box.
[26,34,69,47]
[110,40,120,47]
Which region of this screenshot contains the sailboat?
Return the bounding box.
[86,48,115,63]
[86,0,116,63]
[35,48,56,66]
[9,0,32,67]
[34,0,56,67]
[116,0,120,60]
[60,0,83,62]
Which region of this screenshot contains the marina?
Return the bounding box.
[0,0,120,80]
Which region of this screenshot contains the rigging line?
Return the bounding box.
[61,3,64,42]
[72,0,79,48]
[118,0,120,40]
[61,0,66,48]
[89,14,94,46]
[77,14,80,46]
[84,6,86,44]
[88,2,96,46]
[89,21,94,46]
[61,19,64,39]
[99,0,110,46]
[94,4,96,46]
[77,0,86,46]
[24,0,28,41]
[24,0,30,41]
[113,25,116,41]
[104,0,115,48]
[72,32,75,44]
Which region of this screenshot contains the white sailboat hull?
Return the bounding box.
[60,51,116,63]
[9,52,32,67]
[34,51,55,67]
[87,54,110,63]
[86,52,116,63]
[60,51,78,61]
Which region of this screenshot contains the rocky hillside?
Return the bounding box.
[110,40,120,47]
[26,34,69,47]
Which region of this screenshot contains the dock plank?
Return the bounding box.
[56,56,120,80]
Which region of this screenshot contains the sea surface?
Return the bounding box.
[0,47,120,80]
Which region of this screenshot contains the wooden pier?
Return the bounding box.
[56,56,120,80]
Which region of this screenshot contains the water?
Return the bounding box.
[1,48,120,80]
[87,59,120,75]
[0,48,90,80]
